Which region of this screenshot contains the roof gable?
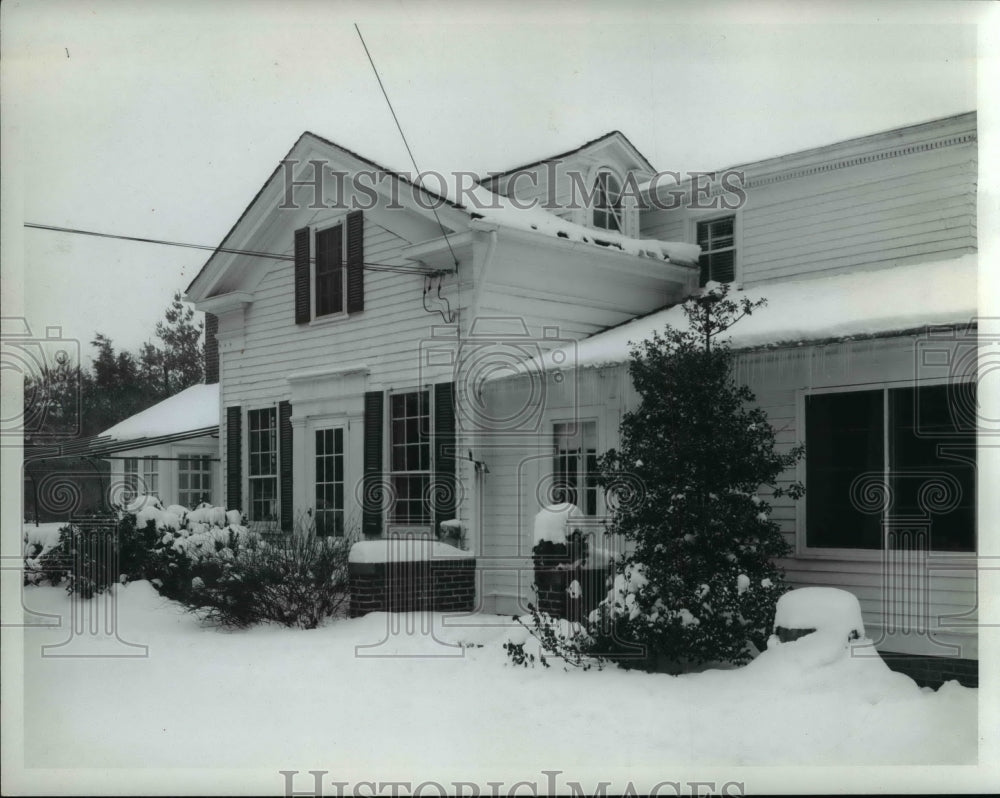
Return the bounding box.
[186,132,470,301]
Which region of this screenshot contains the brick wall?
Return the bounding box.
[534,563,610,622]
[348,557,476,617]
[880,652,978,688]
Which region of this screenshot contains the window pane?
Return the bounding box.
[806,390,884,548]
[889,385,976,552]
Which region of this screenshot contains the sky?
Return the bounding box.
[0,0,991,362]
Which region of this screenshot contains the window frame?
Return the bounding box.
[385,387,434,532]
[310,219,349,323]
[591,169,626,234]
[689,211,740,286]
[142,455,159,498]
[550,418,602,517]
[122,457,139,502]
[246,406,279,524]
[178,453,213,509]
[313,424,347,537]
[796,377,977,559]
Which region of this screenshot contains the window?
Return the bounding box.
[315,224,345,317]
[389,391,431,525]
[248,408,278,523]
[315,428,345,537]
[552,421,599,516]
[696,216,736,285]
[123,457,138,501]
[805,383,976,552]
[592,171,624,232]
[142,456,159,497]
[178,454,212,508]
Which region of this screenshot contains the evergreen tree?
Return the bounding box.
[593,283,804,668]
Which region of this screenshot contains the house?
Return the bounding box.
[96,382,221,508]
[185,111,978,685]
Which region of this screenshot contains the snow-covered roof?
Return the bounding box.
[525,254,978,372]
[462,182,700,266]
[99,383,220,442]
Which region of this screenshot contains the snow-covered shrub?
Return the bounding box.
[182,521,358,629]
[503,603,604,671]
[35,512,161,598]
[593,283,804,669]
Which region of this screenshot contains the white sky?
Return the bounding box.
[0,0,990,360]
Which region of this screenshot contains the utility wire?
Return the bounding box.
[354,24,460,272]
[23,222,449,276]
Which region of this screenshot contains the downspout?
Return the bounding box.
[470,223,499,322]
[466,223,499,561]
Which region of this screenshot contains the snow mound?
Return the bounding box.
[532,503,582,546]
[23,523,64,558]
[348,539,471,564]
[99,383,219,441]
[774,587,866,640]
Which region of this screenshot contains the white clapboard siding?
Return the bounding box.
[479,335,978,656]
[640,116,976,286]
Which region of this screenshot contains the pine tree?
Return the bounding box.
[593,283,804,668]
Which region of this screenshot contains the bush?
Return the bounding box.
[503,603,603,671]
[182,522,357,629]
[594,283,804,669]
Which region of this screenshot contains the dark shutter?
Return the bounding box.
[278,400,293,532]
[225,406,242,511]
[203,313,219,384]
[362,390,383,537]
[294,226,311,324]
[346,210,364,314]
[432,382,457,535]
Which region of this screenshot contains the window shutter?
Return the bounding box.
[362,390,383,537]
[346,210,365,314]
[278,400,293,532]
[225,406,242,511]
[203,313,219,384]
[294,226,311,324]
[432,382,457,535]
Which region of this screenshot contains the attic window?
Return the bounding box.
[592,171,624,233]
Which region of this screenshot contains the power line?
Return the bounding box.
[23,222,449,276]
[354,24,460,272]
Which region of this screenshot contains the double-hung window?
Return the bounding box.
[552,420,599,516]
[178,454,212,508]
[123,457,139,501]
[315,224,345,317]
[248,408,278,523]
[805,383,976,552]
[142,456,159,497]
[592,171,624,233]
[696,216,736,285]
[389,391,431,525]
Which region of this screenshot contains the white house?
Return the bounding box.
[96,382,221,508]
[185,112,978,684]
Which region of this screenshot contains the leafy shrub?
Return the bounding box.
[182,524,356,629]
[593,282,803,669]
[503,603,604,671]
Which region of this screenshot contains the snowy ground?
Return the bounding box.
[15,580,977,783]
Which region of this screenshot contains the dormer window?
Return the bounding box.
[592,171,624,232]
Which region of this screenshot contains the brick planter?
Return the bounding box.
[534,562,610,623]
[349,556,476,617]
